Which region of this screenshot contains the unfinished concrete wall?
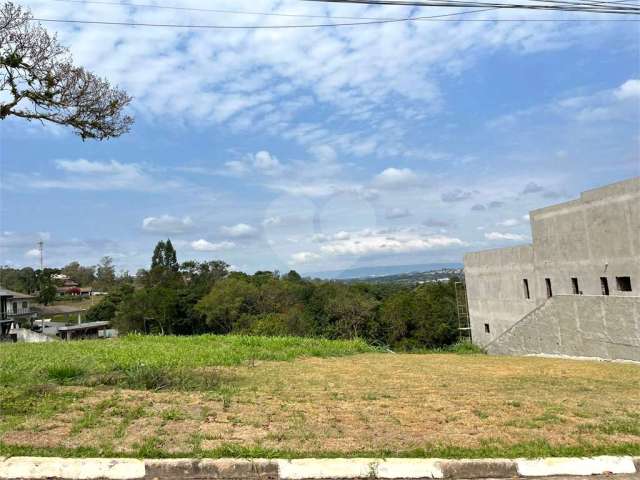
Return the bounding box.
[464,245,536,345]
[530,177,640,301]
[487,295,640,362]
[464,177,640,356]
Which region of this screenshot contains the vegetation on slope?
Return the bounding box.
[0,345,638,459]
[0,334,374,389]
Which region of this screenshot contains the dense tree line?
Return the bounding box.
[2,241,463,349]
[85,241,461,349]
[0,256,120,304]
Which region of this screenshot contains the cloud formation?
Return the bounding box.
[190,239,235,252]
[289,227,466,265]
[373,168,418,189]
[142,215,194,234]
[221,223,259,238]
[13,159,179,192]
[385,207,411,219]
[484,231,528,241]
[441,189,474,203]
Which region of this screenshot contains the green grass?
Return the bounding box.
[0,439,639,460]
[0,334,375,390]
[1,335,638,460]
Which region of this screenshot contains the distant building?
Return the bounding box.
[464,177,640,361]
[56,279,92,297]
[0,288,37,339]
[57,321,115,341]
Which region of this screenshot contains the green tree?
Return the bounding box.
[164,239,178,272]
[84,298,116,323]
[378,282,458,349]
[37,276,57,305]
[95,256,116,291]
[151,241,166,270]
[196,276,259,333]
[0,266,38,293]
[0,3,133,139]
[324,286,378,339]
[149,239,181,287]
[61,261,95,286]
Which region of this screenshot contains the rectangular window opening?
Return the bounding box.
[600,277,609,296]
[484,323,490,334]
[545,278,553,298]
[571,277,580,295]
[616,276,632,292]
[523,278,530,299]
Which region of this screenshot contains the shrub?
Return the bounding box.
[47,365,86,383]
[447,339,485,354]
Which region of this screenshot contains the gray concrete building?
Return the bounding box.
[464,177,640,361]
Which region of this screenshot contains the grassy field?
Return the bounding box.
[0,335,639,459]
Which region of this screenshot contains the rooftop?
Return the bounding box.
[57,321,110,332]
[0,288,36,299]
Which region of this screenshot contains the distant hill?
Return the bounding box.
[309,263,463,281]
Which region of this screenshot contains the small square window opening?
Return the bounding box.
[616,276,632,292]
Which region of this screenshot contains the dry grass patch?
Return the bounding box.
[1,353,639,457]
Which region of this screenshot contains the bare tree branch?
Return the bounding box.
[0,2,133,140]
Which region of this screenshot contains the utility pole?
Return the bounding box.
[37,241,44,270]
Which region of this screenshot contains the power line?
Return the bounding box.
[30,3,640,28]
[301,0,639,14]
[31,16,640,27]
[27,8,529,29]
[40,0,397,21]
[38,0,640,19]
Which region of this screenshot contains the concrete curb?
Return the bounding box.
[145,458,278,479]
[0,455,637,479]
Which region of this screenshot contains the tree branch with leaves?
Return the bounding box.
[0,2,133,139]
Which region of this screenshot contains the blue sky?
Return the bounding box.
[1,0,639,275]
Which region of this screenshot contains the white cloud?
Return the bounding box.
[615,79,640,100]
[289,251,321,265]
[25,248,41,258]
[221,223,258,238]
[484,231,528,241]
[221,150,283,178]
[373,168,418,189]
[56,159,130,175]
[385,207,411,219]
[190,239,235,252]
[441,189,474,203]
[252,150,282,175]
[497,218,519,227]
[41,0,605,140]
[142,215,194,234]
[522,181,544,194]
[224,160,249,177]
[15,159,178,192]
[319,229,465,256]
[262,216,282,227]
[423,218,449,228]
